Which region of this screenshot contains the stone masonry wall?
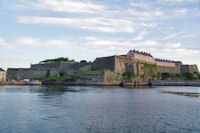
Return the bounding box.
[115,56,135,74]
[92,56,115,71]
[188,65,199,73]
[7,68,59,80]
[155,61,176,67]
[157,66,180,73]
[132,53,155,64]
[104,70,122,82]
[115,56,144,75]
[31,61,76,70]
[181,65,199,73]
[31,62,61,69]
[0,71,6,81]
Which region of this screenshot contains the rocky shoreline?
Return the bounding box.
[42,80,200,87]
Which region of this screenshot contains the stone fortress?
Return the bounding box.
[92,50,198,75]
[7,49,199,83]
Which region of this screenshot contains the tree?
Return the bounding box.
[39,57,75,64]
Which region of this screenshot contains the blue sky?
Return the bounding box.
[0,0,200,70]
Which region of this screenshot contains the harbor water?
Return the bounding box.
[0,85,200,133]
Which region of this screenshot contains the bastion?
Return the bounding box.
[6,49,199,82]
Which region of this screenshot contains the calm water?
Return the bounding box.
[0,85,200,133]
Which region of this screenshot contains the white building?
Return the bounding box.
[0,68,6,81]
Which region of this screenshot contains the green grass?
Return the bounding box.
[78,66,87,72]
[84,70,104,75]
[43,75,79,81]
[161,72,198,80]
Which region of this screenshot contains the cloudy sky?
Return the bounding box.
[0,0,200,70]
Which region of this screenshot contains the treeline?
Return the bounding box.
[39,57,75,64]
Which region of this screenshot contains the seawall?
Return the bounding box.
[42,80,200,87]
[152,80,200,87]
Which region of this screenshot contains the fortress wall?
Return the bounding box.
[73,73,105,83]
[114,56,146,75]
[188,65,199,73]
[156,61,176,67]
[133,53,155,64]
[7,69,18,80]
[181,65,199,73]
[31,62,61,69]
[175,62,182,73]
[0,71,6,81]
[7,68,59,80]
[157,66,180,73]
[115,56,137,74]
[92,56,115,71]
[60,62,75,70]
[104,70,121,82]
[73,62,91,70]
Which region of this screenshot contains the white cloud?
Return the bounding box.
[10,36,200,65]
[15,37,72,47]
[162,32,183,40]
[130,2,150,9]
[15,36,183,53]
[16,37,41,46]
[126,9,165,21]
[176,48,200,55]
[174,9,187,17]
[17,16,136,33]
[162,0,199,3]
[14,0,105,13]
[0,38,8,47]
[0,38,12,48]
[132,30,148,41]
[13,0,194,34]
[161,43,181,50]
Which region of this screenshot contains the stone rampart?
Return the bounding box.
[115,56,136,74]
[73,62,91,70]
[59,62,75,70]
[104,70,122,82]
[92,56,115,71]
[31,62,61,69]
[127,50,155,64]
[181,65,199,73]
[7,68,59,80]
[157,66,180,73]
[133,53,155,64]
[155,61,176,67]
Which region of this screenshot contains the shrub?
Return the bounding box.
[39,57,75,64]
[197,73,200,80]
[123,72,134,79]
[156,72,162,80]
[161,73,171,80]
[182,72,196,80]
[84,70,104,75]
[45,69,50,77]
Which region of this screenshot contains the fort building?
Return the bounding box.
[6,49,199,82]
[91,50,195,75]
[0,68,6,81]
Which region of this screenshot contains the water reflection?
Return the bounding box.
[162,91,200,98]
[0,85,200,133]
[0,88,5,92]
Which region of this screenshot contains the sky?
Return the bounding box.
[0,0,200,70]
